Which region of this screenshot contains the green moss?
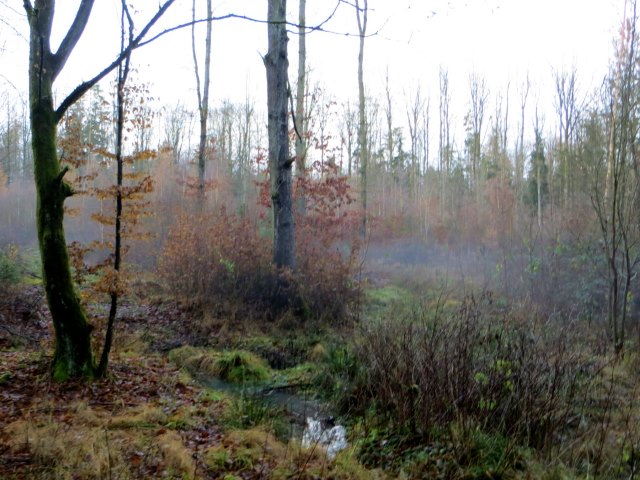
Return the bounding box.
[169,347,270,384]
[214,350,270,383]
[0,372,11,385]
[51,354,96,382]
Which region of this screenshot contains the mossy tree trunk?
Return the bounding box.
[25,0,97,380]
[24,0,175,380]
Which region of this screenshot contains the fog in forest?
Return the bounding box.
[3,1,640,478]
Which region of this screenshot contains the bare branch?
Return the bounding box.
[54,0,175,122]
[52,0,95,81]
[22,0,32,19]
[138,1,379,49]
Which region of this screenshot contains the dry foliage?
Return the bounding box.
[160,163,361,323]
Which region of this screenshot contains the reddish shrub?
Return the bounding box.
[158,205,360,323]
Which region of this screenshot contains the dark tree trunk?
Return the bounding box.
[24,0,174,380]
[26,0,97,380]
[265,0,295,270]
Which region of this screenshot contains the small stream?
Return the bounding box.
[199,377,348,458]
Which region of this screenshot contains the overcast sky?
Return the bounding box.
[0,0,627,143]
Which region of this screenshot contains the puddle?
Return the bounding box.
[199,376,348,457]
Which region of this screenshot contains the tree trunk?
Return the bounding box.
[192,0,213,196]
[266,0,295,269]
[26,0,96,380]
[295,0,307,217]
[356,0,368,236]
[97,4,132,376]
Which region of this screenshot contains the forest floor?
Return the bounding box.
[3,272,640,479]
[0,285,377,479]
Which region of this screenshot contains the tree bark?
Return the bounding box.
[265,0,295,269]
[26,0,97,380]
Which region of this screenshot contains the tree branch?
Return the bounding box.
[137,1,379,49]
[54,0,175,122]
[22,0,32,20]
[52,0,95,81]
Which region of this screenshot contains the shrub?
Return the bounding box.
[327,293,586,455]
[158,207,360,324]
[158,209,275,314]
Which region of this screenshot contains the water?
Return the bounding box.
[200,377,348,457]
[301,417,348,459]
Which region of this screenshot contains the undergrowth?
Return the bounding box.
[312,291,640,478]
[158,206,360,324]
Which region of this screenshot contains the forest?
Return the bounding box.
[1,0,640,478]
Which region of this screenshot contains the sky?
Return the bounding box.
[0,0,628,146]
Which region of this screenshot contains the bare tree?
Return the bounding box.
[265,0,295,269]
[406,85,424,201]
[162,102,189,163]
[438,67,451,214]
[294,0,307,216]
[466,72,488,191]
[340,100,356,177]
[236,93,255,216]
[192,0,213,196]
[515,75,530,205]
[382,69,394,217]
[554,67,580,209]
[356,0,368,235]
[592,1,640,352]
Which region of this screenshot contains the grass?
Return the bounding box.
[169,346,271,383]
[364,284,414,316]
